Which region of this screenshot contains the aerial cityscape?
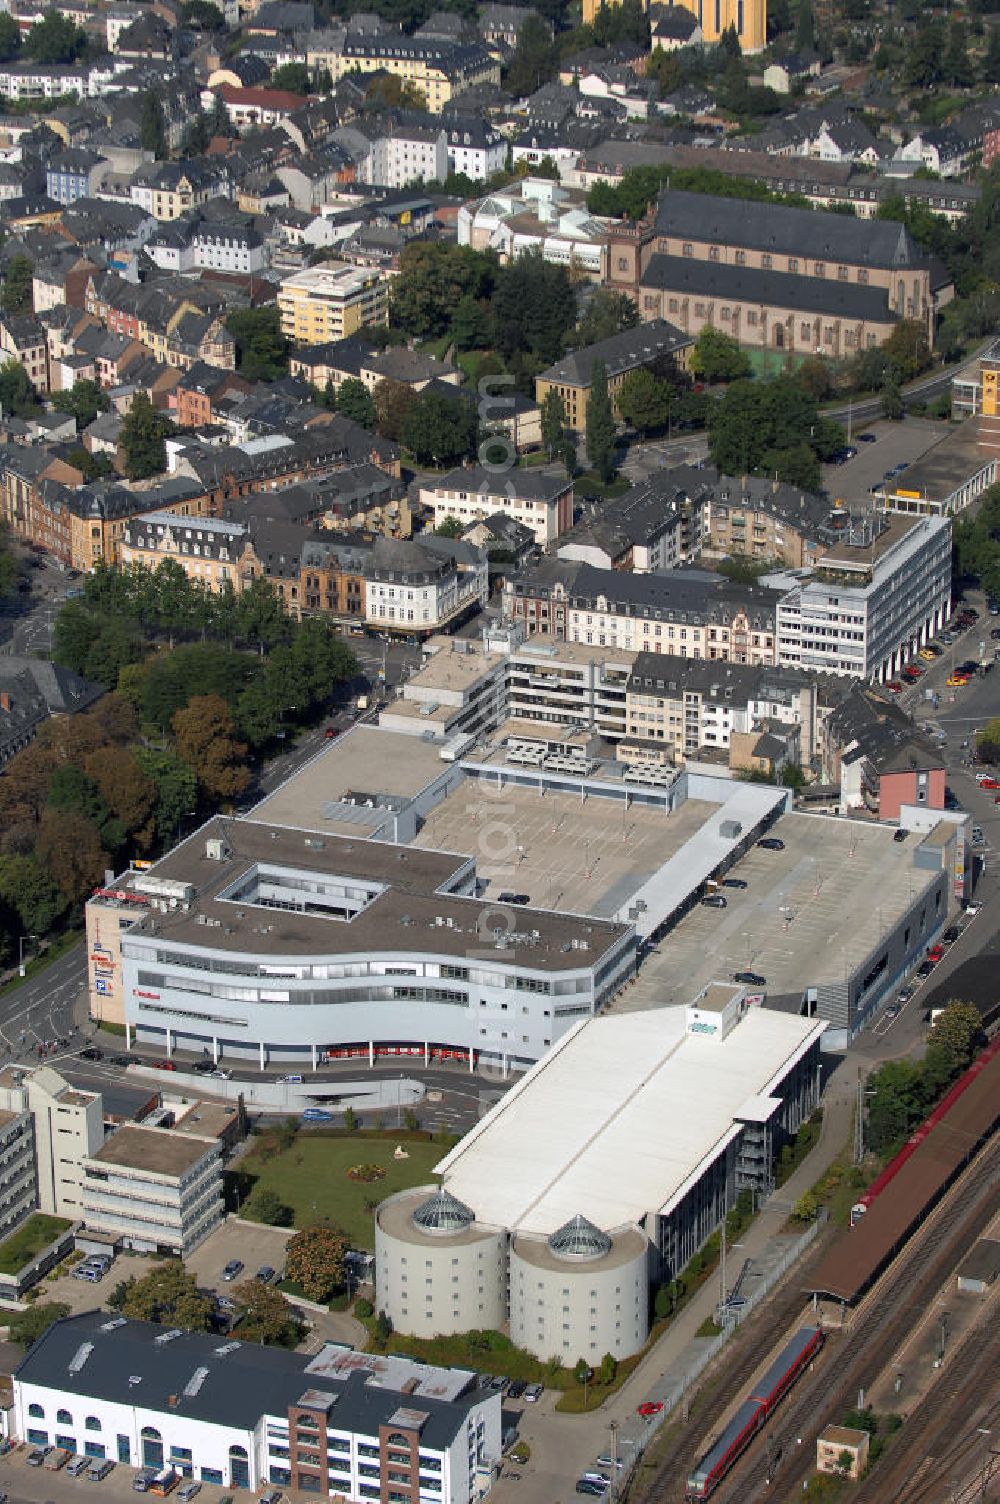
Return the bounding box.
[0,0,997,1499]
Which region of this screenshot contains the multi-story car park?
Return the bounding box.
[764,512,952,681]
[376,987,826,1363]
[13,1314,500,1504]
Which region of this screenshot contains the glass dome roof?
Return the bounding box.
[548,1214,611,1261]
[412,1187,475,1234]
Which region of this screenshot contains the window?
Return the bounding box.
[28,1404,45,1419]
[57,1409,73,1426]
[709,245,719,261]
[682,241,693,257]
[762,253,771,269]
[735,250,746,266]
[838,265,848,281]
[86,1417,102,1432]
[747,309,758,325]
[815,262,825,276]
[788,257,799,272]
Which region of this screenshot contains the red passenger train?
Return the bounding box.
[685,1327,825,1499]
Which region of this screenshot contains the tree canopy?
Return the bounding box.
[226,306,289,382]
[707,376,844,491]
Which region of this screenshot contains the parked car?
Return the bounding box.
[857,431,877,443]
[916,960,935,978]
[109,1054,139,1067]
[154,1059,176,1071]
[324,726,339,739]
[210,1068,231,1080]
[946,675,969,687]
[301,1107,334,1122]
[734,971,766,986]
[701,894,727,908]
[637,1401,663,1417]
[886,680,903,694]
[67,1455,90,1476]
[523,1384,543,1403]
[926,945,945,963]
[722,877,748,889]
[78,1046,104,1061]
[259,1491,283,1504]
[507,1380,527,1400]
[133,1470,157,1493]
[73,1264,103,1281]
[222,1259,244,1281]
[192,1059,216,1074]
[757,837,785,851]
[893,828,908,843]
[576,1486,606,1498]
[88,1459,115,1481]
[595,1456,625,1471]
[27,1448,50,1467]
[497,892,530,905]
[281,1074,303,1084]
[490,1375,509,1392]
[943,925,961,943]
[256,1265,276,1284]
[176,1484,201,1502]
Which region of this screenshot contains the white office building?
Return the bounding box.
[765,513,952,681]
[13,1315,501,1504]
[81,1124,223,1257]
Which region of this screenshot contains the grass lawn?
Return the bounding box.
[0,1214,72,1275]
[574,473,632,500]
[237,1134,448,1250]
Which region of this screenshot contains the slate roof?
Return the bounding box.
[654,187,926,269]
[540,317,691,388]
[824,680,942,774]
[14,1312,482,1449]
[642,254,898,323]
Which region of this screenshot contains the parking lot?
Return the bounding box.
[183,1221,293,1299]
[819,415,948,502]
[0,1447,241,1504]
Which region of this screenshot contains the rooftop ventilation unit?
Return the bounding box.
[154,1328,183,1346]
[100,1317,127,1332]
[214,1341,242,1356]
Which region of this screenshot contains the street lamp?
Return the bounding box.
[18,934,36,978]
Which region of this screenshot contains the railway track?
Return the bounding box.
[626,1230,837,1502]
[709,1137,1000,1504]
[852,1317,1000,1504]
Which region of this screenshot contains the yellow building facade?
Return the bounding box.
[277,264,389,345]
[583,0,766,52]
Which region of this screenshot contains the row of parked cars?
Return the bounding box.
[73,1251,113,1284]
[27,1448,115,1480]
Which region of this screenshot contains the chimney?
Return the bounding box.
[168,1395,178,1408]
[0,691,9,712]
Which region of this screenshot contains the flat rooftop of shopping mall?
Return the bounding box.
[243,727,946,1031]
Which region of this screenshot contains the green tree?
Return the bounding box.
[435,516,464,538]
[615,367,671,435]
[51,378,108,430]
[364,73,426,110]
[718,20,742,57]
[375,1309,392,1342]
[233,1279,302,1345]
[0,357,36,415]
[24,9,86,62]
[0,12,21,60]
[904,18,945,88]
[881,376,903,421]
[335,376,375,429]
[139,90,167,158]
[120,1261,214,1330]
[505,13,559,96]
[9,1301,70,1348]
[924,1001,984,1080]
[1,252,33,314]
[402,390,478,468]
[983,27,1000,84]
[373,377,417,441]
[598,1351,617,1385]
[585,359,616,482]
[540,388,566,460]
[181,0,225,29]
[795,0,816,50]
[242,1185,294,1226]
[134,746,199,842]
[941,21,973,87]
[491,252,575,369]
[181,112,212,155]
[120,391,175,479]
[690,325,752,382]
[390,242,494,340]
[226,306,289,380]
[791,1190,819,1223]
[572,288,639,348]
[450,292,491,351]
[865,1058,926,1154]
[285,1224,350,1302]
[707,375,841,489]
[270,61,311,94]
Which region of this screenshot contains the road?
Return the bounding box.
[0,939,88,1063]
[0,550,75,657]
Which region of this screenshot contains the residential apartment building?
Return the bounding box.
[371,123,447,188]
[608,189,949,354]
[277,263,389,344]
[700,471,852,568]
[504,563,781,664]
[130,162,232,223]
[13,1315,501,1503]
[820,680,947,817]
[557,471,702,573]
[326,34,500,112]
[623,654,819,768]
[506,634,636,743]
[0,313,49,392]
[535,318,692,433]
[120,513,247,594]
[418,465,573,546]
[764,513,953,681]
[445,119,506,180]
[81,1124,223,1257]
[365,535,488,635]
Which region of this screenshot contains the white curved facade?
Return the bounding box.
[375,1186,506,1339]
[509,1224,650,1363]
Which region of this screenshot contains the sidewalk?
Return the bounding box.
[495,1066,856,1504]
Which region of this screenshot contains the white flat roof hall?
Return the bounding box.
[434,1006,826,1238]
